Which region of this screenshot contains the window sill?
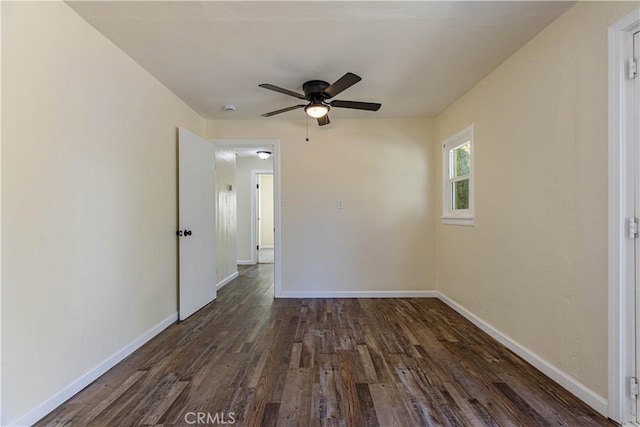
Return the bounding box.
[441,216,474,226]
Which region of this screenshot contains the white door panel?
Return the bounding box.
[178,127,217,321]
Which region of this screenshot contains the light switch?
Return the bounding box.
[337,200,344,209]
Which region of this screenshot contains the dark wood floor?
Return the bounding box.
[38,264,613,426]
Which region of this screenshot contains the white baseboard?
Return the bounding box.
[278,290,438,298]
[436,292,608,417]
[217,271,239,290]
[237,260,256,266]
[10,312,178,427]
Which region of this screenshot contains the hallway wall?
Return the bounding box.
[215,148,237,285]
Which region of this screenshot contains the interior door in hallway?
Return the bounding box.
[178,127,217,321]
[257,173,274,263]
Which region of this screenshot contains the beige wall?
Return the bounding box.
[236,156,273,262]
[434,1,638,399]
[215,148,237,283]
[1,2,204,424]
[258,174,274,248]
[207,118,437,294]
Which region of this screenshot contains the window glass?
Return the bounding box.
[451,142,471,178]
[452,179,470,210]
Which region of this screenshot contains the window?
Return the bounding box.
[442,125,474,225]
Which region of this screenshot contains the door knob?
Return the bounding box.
[185,230,192,236]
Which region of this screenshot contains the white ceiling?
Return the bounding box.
[68,1,574,120]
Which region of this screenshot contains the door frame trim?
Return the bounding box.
[212,139,282,297]
[608,8,640,424]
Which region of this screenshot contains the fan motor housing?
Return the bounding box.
[302,80,330,100]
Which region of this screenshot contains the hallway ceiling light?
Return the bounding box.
[257,151,271,160]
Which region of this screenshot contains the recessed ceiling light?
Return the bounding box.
[224,104,237,112]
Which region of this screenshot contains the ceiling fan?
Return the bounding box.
[258,72,381,126]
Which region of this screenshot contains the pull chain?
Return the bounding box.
[306,115,309,142]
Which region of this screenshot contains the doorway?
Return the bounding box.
[256,173,274,264]
[212,139,282,297]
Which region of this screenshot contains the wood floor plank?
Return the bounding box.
[309,383,322,427]
[368,383,404,427]
[259,402,280,427]
[246,349,270,389]
[336,350,365,426]
[318,354,341,422]
[140,380,189,425]
[79,370,147,424]
[276,368,312,426]
[356,344,380,384]
[356,383,379,427]
[36,264,615,427]
[494,381,552,426]
[289,342,303,369]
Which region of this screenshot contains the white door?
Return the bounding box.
[258,174,274,249]
[178,127,217,321]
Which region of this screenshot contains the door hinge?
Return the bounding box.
[629,57,637,79]
[257,184,260,189]
[257,245,260,250]
[628,218,639,239]
[630,377,638,398]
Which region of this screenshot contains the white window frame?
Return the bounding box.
[441,124,474,226]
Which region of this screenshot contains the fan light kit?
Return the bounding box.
[257,151,271,160]
[305,103,329,118]
[259,72,381,126]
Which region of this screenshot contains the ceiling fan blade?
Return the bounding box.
[330,100,381,111]
[323,73,361,98]
[317,115,330,126]
[260,105,305,117]
[258,83,307,100]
